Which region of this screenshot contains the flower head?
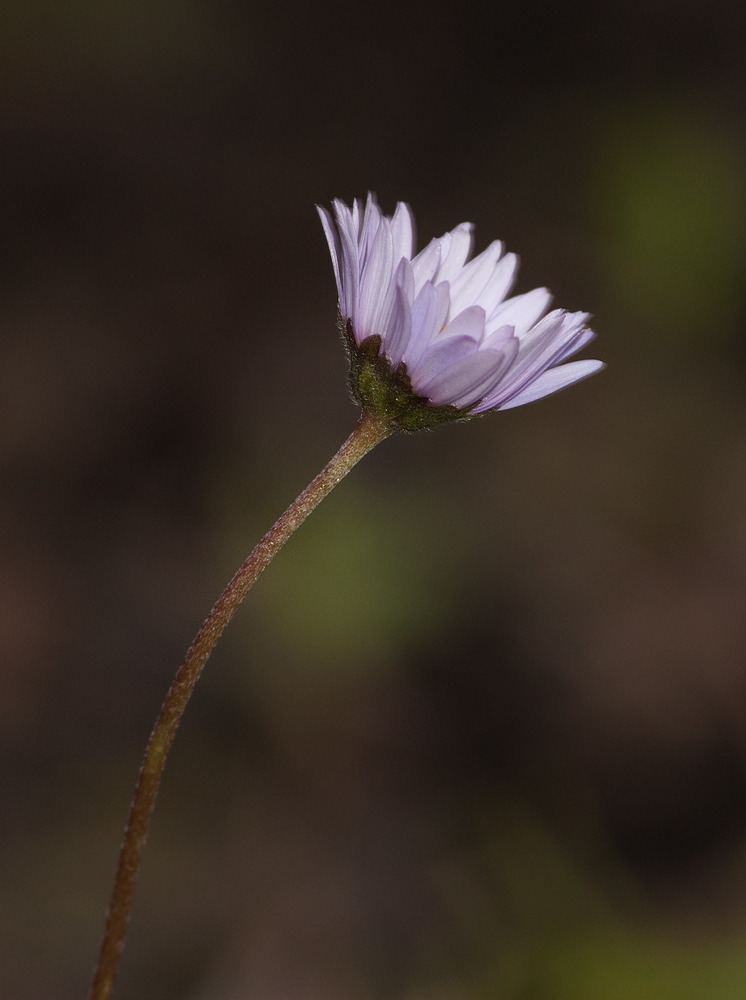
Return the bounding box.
[318,194,603,431]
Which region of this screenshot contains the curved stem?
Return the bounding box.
[88,410,392,1000]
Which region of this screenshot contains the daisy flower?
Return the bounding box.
[318,194,603,431]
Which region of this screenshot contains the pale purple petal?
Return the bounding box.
[318,197,602,416]
[351,198,361,238]
[503,309,568,373]
[530,311,590,369]
[382,260,415,367]
[359,193,382,271]
[436,304,485,344]
[469,343,523,412]
[481,323,516,351]
[402,280,450,370]
[435,223,474,282]
[448,240,503,316]
[498,359,604,409]
[377,256,413,343]
[489,312,594,407]
[410,335,479,394]
[411,238,442,293]
[396,255,415,302]
[480,326,560,406]
[392,202,415,263]
[487,287,552,336]
[332,198,356,243]
[554,326,596,362]
[418,349,510,408]
[358,216,393,337]
[537,318,593,371]
[316,206,342,302]
[332,199,360,323]
[473,252,518,319]
[381,283,412,369]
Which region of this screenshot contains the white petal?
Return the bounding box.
[487,287,552,336]
[498,359,604,409]
[402,280,451,370]
[392,202,415,263]
[435,223,474,282]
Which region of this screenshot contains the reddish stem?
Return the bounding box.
[88,411,392,1000]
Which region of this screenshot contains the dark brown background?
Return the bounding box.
[2,1,746,997]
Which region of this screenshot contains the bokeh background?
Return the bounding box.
[2,1,746,997]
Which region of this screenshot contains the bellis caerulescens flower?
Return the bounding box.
[318,194,603,431]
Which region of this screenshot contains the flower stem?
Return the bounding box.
[88,410,393,1000]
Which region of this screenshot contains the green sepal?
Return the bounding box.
[339,316,472,433]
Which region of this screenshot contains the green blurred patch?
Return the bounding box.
[532,929,746,1000]
[469,807,746,1000]
[595,106,746,348]
[238,483,459,685]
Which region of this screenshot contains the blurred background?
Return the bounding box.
[2,1,746,997]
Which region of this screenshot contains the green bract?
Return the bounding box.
[341,318,468,432]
